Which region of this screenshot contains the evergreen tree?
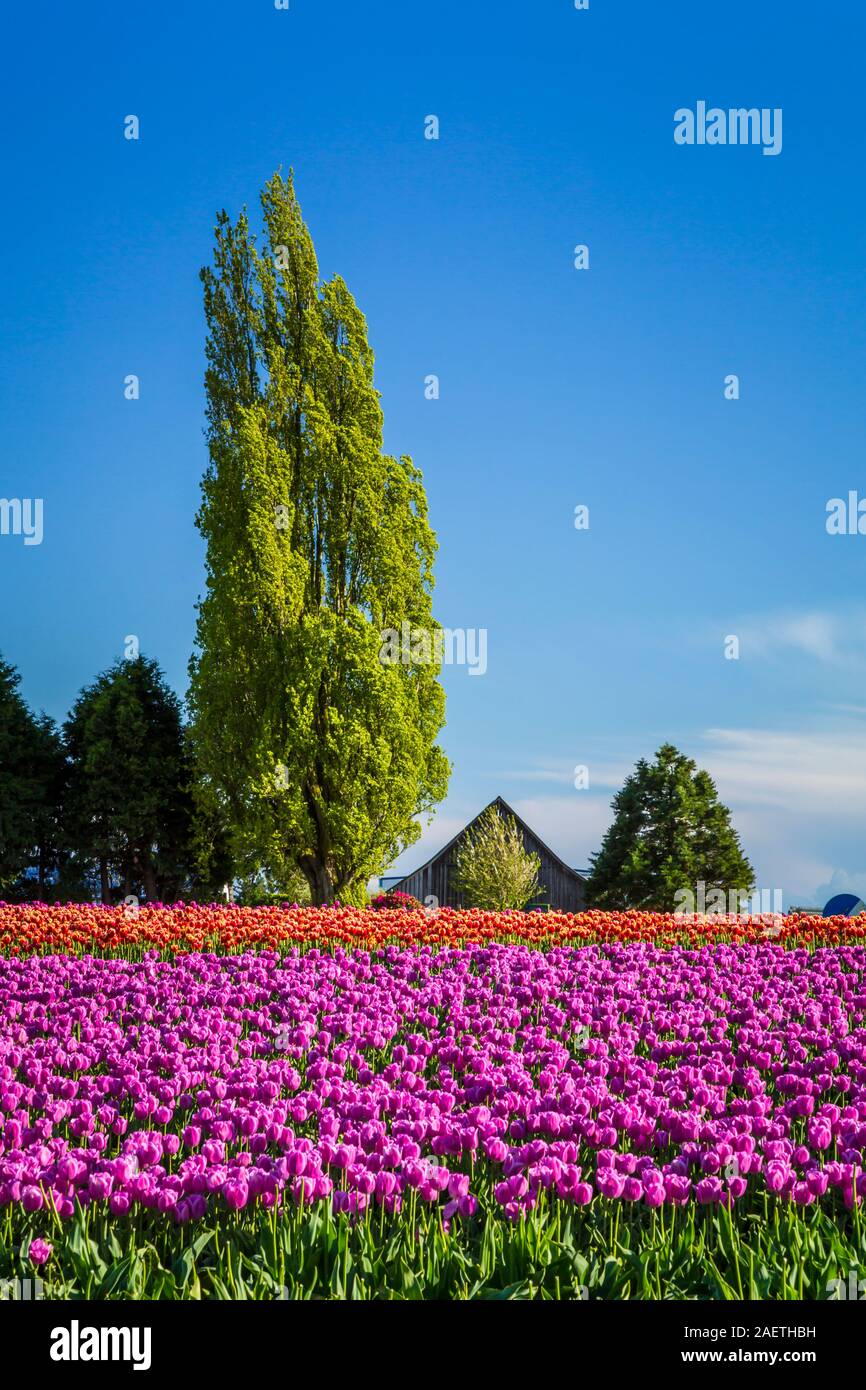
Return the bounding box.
[27,712,67,893]
[189,171,449,904]
[64,656,194,902]
[0,655,64,896]
[586,743,754,911]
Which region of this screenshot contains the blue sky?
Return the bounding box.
[2,1,865,905]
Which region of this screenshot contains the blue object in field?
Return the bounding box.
[822,893,866,917]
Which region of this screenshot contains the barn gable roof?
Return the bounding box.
[393,796,588,886]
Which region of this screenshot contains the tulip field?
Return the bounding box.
[2,904,866,1299]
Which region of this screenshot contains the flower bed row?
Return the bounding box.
[3,941,866,1257]
[0,902,860,956]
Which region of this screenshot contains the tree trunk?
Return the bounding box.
[301,777,334,905]
[142,859,158,903]
[300,858,332,906]
[99,858,110,904]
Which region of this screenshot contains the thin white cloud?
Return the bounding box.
[496,758,629,790]
[691,726,866,903]
[699,726,866,814]
[729,607,866,666]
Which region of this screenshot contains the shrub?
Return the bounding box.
[370,889,422,911]
[452,806,542,911]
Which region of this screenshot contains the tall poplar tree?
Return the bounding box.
[189,171,449,904]
[586,744,754,911]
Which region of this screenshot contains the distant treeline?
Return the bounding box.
[0,652,238,904]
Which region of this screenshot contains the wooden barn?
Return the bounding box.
[388,797,589,912]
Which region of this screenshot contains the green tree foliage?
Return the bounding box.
[234,865,311,907]
[189,170,449,904]
[452,805,543,910]
[188,782,237,903]
[26,712,68,894]
[0,655,65,896]
[64,656,195,902]
[586,743,754,911]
